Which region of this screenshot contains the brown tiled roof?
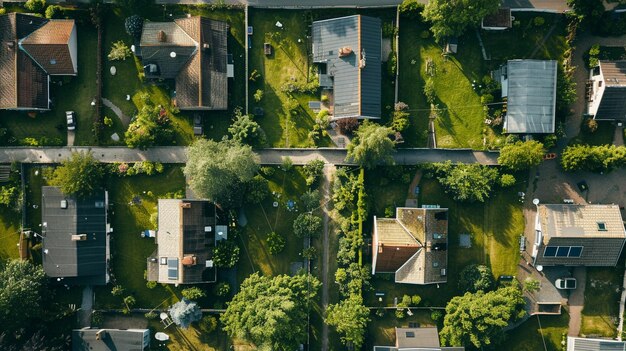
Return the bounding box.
[21,20,76,75]
[0,14,18,109]
[17,50,48,109]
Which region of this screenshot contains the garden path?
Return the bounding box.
[320,164,336,351]
[102,98,131,128]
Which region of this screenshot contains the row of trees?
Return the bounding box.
[561,144,626,172]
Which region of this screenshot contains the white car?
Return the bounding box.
[555,278,576,290]
[66,111,76,131]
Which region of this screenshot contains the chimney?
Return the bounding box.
[157,30,167,42]
[338,46,352,58]
[180,202,191,209]
[202,43,210,51]
[71,234,87,241]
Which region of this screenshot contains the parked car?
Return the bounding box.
[555,277,576,290]
[66,111,76,131]
[193,114,203,135]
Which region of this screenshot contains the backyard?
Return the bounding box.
[506,313,569,351]
[581,265,624,337]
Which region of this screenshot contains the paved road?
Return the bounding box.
[0,147,499,165]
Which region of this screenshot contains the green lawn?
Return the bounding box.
[581,266,623,337]
[0,207,21,262]
[574,120,616,146]
[506,313,569,351]
[365,176,525,307]
[365,166,416,217]
[398,19,492,149]
[366,310,435,349]
[100,106,127,146]
[95,166,187,309]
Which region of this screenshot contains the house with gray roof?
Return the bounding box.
[374,327,465,351]
[0,13,77,111]
[147,199,227,285]
[138,16,228,110]
[567,336,626,351]
[372,207,448,285]
[41,186,109,285]
[588,61,626,123]
[312,15,381,120]
[72,328,149,351]
[500,59,557,134]
[531,204,626,267]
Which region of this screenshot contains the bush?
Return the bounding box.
[424,78,436,104]
[420,30,430,39]
[411,295,422,306]
[431,310,443,322]
[200,315,218,333]
[499,174,516,187]
[146,281,157,289]
[182,287,206,300]
[108,41,132,61]
[111,285,125,296]
[267,232,286,255]
[0,8,6,15]
[302,247,318,260]
[253,89,264,102]
[91,311,104,326]
[481,94,494,105]
[24,0,46,13]
[533,16,545,26]
[103,116,113,127]
[395,309,405,319]
[399,0,425,19]
[293,213,323,238]
[387,51,397,77]
[303,159,325,187]
[144,311,158,320]
[212,240,240,268]
[524,277,540,292]
[458,264,495,293]
[586,118,598,133]
[281,157,293,172]
[125,15,144,39]
[45,5,62,19]
[215,282,231,297]
[391,110,410,133]
[336,118,359,135]
[260,166,275,177]
[321,94,329,103]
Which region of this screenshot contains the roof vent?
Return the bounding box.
[95,330,107,340]
[157,30,167,42]
[203,43,210,51]
[338,46,352,57]
[71,234,87,241]
[170,51,177,58]
[6,41,15,50]
[50,59,56,65]
[180,202,191,209]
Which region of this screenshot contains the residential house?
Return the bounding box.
[0,13,77,111]
[531,204,626,267]
[41,186,110,285]
[567,336,626,351]
[588,60,626,123]
[147,199,227,285]
[499,59,557,134]
[138,16,229,110]
[371,207,448,285]
[374,327,465,351]
[72,328,150,351]
[312,15,381,120]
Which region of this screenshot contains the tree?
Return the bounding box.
[184,139,260,207]
[212,240,240,268]
[440,286,526,348]
[0,260,47,332]
[200,315,218,333]
[524,277,540,292]
[267,232,286,255]
[108,41,132,61]
[561,145,626,172]
[303,159,325,187]
[458,264,495,293]
[125,105,173,149]
[45,5,63,19]
[325,295,370,349]
[182,287,206,300]
[222,273,321,350]
[244,175,269,204]
[427,161,499,202]
[215,282,231,297]
[423,0,500,41]
[24,0,46,13]
[346,121,396,169]
[228,109,263,145]
[0,186,19,208]
[498,140,545,171]
[293,213,323,238]
[169,299,202,329]
[391,106,410,133]
[499,174,516,188]
[399,0,425,19]
[49,151,104,198]
[125,15,143,39]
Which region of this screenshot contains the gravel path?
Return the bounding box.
[102,98,131,128]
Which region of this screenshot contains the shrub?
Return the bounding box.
[387,51,397,77]
[302,247,318,260]
[144,311,158,320]
[0,8,6,15]
[267,232,286,255]
[103,116,113,127]
[182,287,206,300]
[108,41,132,61]
[24,0,46,13]
[424,78,436,104]
[533,16,545,26]
[420,30,430,39]
[125,15,144,38]
[146,281,157,289]
[321,94,329,103]
[281,157,293,171]
[212,240,240,268]
[253,89,264,102]
[411,295,422,306]
[293,213,323,238]
[481,94,494,105]
[391,110,410,133]
[524,277,540,292]
[431,310,443,322]
[200,315,218,333]
[336,117,359,135]
[91,311,104,326]
[399,0,425,19]
[260,166,275,177]
[215,282,231,297]
[45,5,62,19]
[395,309,405,319]
[111,285,125,296]
[499,174,516,187]
[586,118,598,133]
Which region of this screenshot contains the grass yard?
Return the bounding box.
[0,207,21,262]
[581,266,624,337]
[365,166,416,217]
[95,166,187,309]
[573,120,616,146]
[364,176,526,307]
[481,13,568,61]
[398,19,493,149]
[366,310,435,349]
[100,106,127,146]
[506,313,569,351]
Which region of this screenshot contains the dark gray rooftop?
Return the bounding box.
[504,60,557,134]
[312,15,381,119]
[567,337,626,351]
[595,61,626,121]
[42,186,108,285]
[72,328,149,351]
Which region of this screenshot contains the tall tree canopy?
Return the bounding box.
[440,286,526,348]
[426,161,499,202]
[222,273,321,350]
[498,140,545,171]
[457,264,495,293]
[50,151,104,198]
[346,121,396,169]
[325,295,370,349]
[0,260,47,332]
[423,0,501,41]
[184,139,260,208]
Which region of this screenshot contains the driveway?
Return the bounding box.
[568,267,587,336]
[67,130,75,147]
